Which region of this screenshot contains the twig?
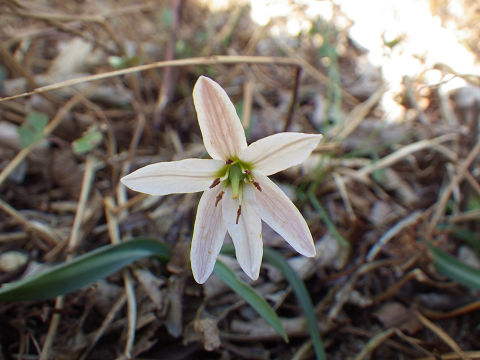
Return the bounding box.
[417,351,480,360]
[275,39,360,107]
[0,42,39,91]
[367,211,423,261]
[67,156,98,253]
[104,197,137,358]
[283,65,302,132]
[415,311,471,360]
[333,173,355,222]
[0,56,301,102]
[448,209,480,223]
[354,328,395,360]
[0,198,62,246]
[80,294,127,360]
[0,231,28,243]
[356,133,457,180]
[335,83,387,139]
[429,139,480,234]
[422,300,480,320]
[373,269,434,303]
[153,0,183,127]
[120,269,136,360]
[8,2,157,23]
[39,296,64,360]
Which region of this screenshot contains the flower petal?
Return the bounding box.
[193,76,247,161]
[222,185,263,280]
[251,174,316,257]
[191,186,227,284]
[121,158,223,196]
[239,132,322,176]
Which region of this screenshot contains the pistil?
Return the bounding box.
[228,163,246,199]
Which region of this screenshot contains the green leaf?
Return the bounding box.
[17,112,49,148]
[72,130,103,154]
[430,245,480,290]
[308,192,349,248]
[455,232,480,256]
[108,55,141,70]
[213,260,288,342]
[263,247,326,360]
[0,238,170,301]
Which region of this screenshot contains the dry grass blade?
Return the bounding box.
[333,173,355,222]
[0,198,62,246]
[335,83,387,139]
[354,328,395,360]
[415,312,472,360]
[104,197,137,358]
[367,211,423,261]
[422,300,480,320]
[0,56,301,103]
[430,139,480,233]
[67,155,98,252]
[417,351,480,360]
[356,133,457,180]
[39,296,64,360]
[80,294,127,360]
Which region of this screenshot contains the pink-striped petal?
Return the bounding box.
[191,186,227,284]
[222,185,263,280]
[251,173,316,257]
[239,132,322,176]
[121,158,223,196]
[193,76,247,161]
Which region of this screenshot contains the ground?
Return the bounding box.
[1,0,480,359]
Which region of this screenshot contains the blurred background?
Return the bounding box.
[1,0,480,359]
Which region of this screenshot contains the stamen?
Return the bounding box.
[226,159,233,165]
[236,205,242,224]
[244,169,252,175]
[215,191,224,207]
[252,181,262,192]
[209,177,221,189]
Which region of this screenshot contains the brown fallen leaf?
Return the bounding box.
[193,318,221,351]
[374,302,422,334]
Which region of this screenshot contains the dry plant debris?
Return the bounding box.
[1,0,480,359]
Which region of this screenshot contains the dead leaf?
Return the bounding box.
[193,318,221,351]
[51,147,82,198]
[134,268,166,311]
[374,302,422,334]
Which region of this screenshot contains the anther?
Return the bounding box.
[215,191,224,207]
[209,177,221,189]
[226,159,233,165]
[236,205,242,224]
[244,169,252,175]
[252,181,262,192]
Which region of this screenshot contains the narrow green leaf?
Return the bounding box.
[308,192,349,248]
[263,247,326,360]
[430,245,480,290]
[451,228,480,256]
[213,260,288,342]
[0,238,170,301]
[17,112,48,148]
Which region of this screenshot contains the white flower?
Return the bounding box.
[121,76,322,283]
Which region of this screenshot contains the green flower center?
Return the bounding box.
[228,163,246,199]
[213,158,255,199]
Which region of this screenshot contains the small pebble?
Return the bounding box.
[0,251,28,273]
